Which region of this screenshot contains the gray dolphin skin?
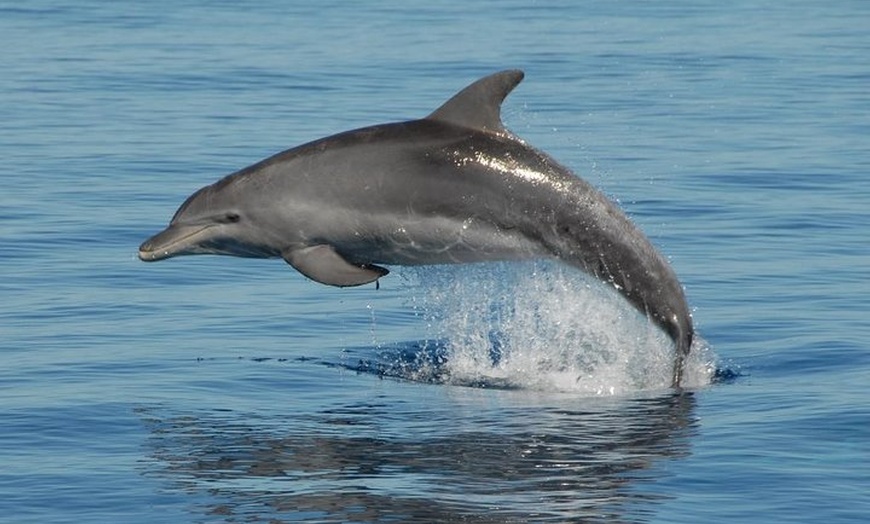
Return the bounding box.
[139,70,694,386]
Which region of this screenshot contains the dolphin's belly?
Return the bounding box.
[335,216,547,266]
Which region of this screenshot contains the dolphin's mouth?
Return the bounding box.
[138,224,215,262]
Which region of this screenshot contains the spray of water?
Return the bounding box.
[401,261,714,395]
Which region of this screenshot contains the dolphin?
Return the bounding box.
[139,70,694,386]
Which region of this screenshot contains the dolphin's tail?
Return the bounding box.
[670,323,693,388]
[647,297,693,389]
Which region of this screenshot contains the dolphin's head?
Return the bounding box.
[139,183,275,262]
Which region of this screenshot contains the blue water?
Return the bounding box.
[2,1,868,522]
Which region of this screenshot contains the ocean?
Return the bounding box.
[1,1,868,522]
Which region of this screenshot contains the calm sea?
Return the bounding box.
[1,1,868,522]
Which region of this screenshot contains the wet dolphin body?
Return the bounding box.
[139,70,694,386]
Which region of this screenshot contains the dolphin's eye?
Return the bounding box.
[222,212,241,223]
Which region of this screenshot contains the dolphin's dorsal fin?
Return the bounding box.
[426,69,524,135]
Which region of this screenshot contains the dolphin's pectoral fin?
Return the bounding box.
[282,245,389,287]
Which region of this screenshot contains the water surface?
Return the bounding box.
[1,1,868,522]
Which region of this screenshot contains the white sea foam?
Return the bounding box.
[403,261,714,395]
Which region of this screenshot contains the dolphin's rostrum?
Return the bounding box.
[139,70,694,386]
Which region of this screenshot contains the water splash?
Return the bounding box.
[399,261,714,395]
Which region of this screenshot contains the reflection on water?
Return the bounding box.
[139,391,698,523]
